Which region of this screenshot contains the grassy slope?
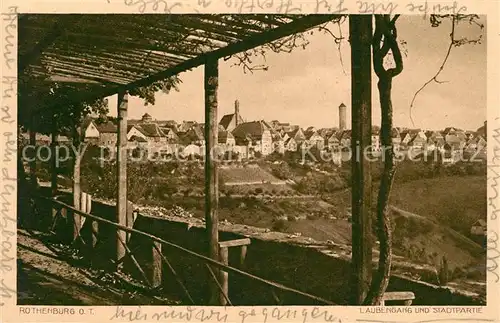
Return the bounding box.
[318,175,486,271]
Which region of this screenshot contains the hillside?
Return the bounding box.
[324,175,486,237]
[220,165,286,185]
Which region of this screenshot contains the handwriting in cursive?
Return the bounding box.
[2,6,17,70]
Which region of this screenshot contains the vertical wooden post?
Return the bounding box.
[50,122,59,197]
[73,126,82,241]
[219,246,229,306]
[240,245,247,268]
[151,241,163,288]
[84,193,98,249]
[29,120,37,188]
[116,91,128,265]
[204,57,220,305]
[126,200,134,242]
[349,14,373,305]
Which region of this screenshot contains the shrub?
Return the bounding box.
[306,214,319,220]
[272,219,288,232]
[255,187,263,194]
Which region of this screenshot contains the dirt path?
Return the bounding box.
[17,229,178,305]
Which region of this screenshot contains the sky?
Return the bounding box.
[105,15,487,131]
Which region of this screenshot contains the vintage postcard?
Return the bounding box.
[1,0,499,322]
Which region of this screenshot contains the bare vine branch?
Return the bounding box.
[363,14,402,306]
[228,16,347,74]
[409,14,484,126]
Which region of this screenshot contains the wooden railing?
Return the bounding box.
[34,193,416,306]
[35,194,337,306]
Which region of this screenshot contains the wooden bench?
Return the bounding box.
[382,291,415,306]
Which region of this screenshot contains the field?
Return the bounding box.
[323,175,487,237]
[220,165,286,185]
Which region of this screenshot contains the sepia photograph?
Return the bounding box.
[15,13,488,308]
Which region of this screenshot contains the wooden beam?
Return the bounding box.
[204,57,220,305]
[72,127,82,241]
[116,91,128,265]
[29,119,37,187]
[382,291,415,301]
[218,238,251,248]
[349,14,373,305]
[219,246,229,306]
[50,123,58,197]
[151,241,163,288]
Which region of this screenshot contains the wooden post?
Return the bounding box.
[204,57,220,305]
[349,14,373,305]
[116,91,128,265]
[219,246,229,306]
[151,241,163,288]
[73,126,82,241]
[240,245,247,268]
[29,121,37,188]
[50,124,59,197]
[126,200,134,242]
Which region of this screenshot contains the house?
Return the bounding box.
[466,135,487,151]
[127,125,148,142]
[407,131,427,150]
[318,127,337,139]
[400,131,413,146]
[391,128,401,151]
[160,127,179,143]
[476,121,486,138]
[95,121,118,146]
[425,130,445,150]
[161,120,178,130]
[136,123,168,144]
[286,128,306,145]
[269,120,281,129]
[305,126,317,133]
[337,130,352,149]
[218,130,235,148]
[128,135,148,153]
[441,143,461,164]
[271,133,285,154]
[444,130,466,151]
[284,137,297,152]
[304,129,325,150]
[470,219,487,236]
[82,117,100,143]
[465,131,475,141]
[177,121,198,133]
[326,132,340,151]
[371,128,381,152]
[183,124,205,146]
[232,121,272,156]
[219,100,244,132]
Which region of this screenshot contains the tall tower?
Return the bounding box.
[234,99,240,126]
[339,103,346,131]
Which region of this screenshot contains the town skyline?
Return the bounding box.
[111,107,486,133]
[104,15,486,131]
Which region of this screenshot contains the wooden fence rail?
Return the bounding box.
[36,194,336,306]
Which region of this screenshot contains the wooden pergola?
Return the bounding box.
[19,13,346,304]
